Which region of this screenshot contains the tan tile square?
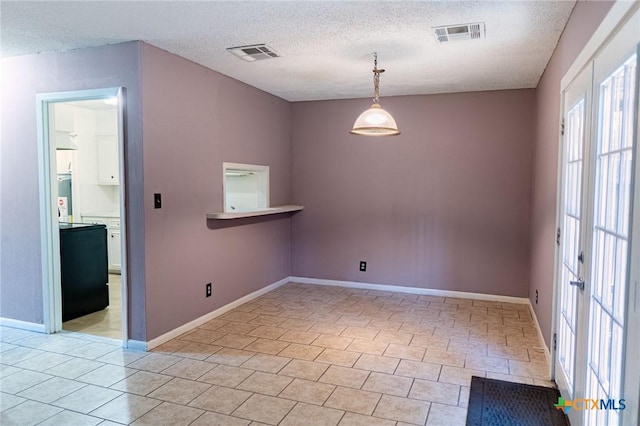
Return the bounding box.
[338,412,395,426]
[374,330,413,345]
[324,386,381,415]
[190,411,250,426]
[232,394,296,424]
[280,318,315,331]
[279,378,336,404]
[367,320,403,331]
[241,353,291,373]
[221,311,259,323]
[216,322,259,335]
[278,330,320,345]
[373,394,429,424]
[189,385,252,414]
[438,366,485,386]
[447,339,488,355]
[281,402,344,426]
[508,360,549,379]
[17,376,84,403]
[341,327,379,340]
[161,358,216,380]
[278,343,323,360]
[179,329,226,344]
[36,410,102,426]
[147,378,210,405]
[528,348,549,363]
[464,355,509,374]
[244,338,290,355]
[279,359,329,381]
[433,326,469,340]
[213,334,258,350]
[383,343,425,361]
[458,385,470,408]
[198,318,228,331]
[237,371,292,396]
[199,364,254,387]
[319,365,370,389]
[1,400,63,425]
[247,326,288,340]
[89,393,161,424]
[409,379,460,405]
[345,339,389,355]
[316,348,361,367]
[426,402,467,426]
[309,323,347,335]
[173,342,221,360]
[249,314,288,327]
[110,371,172,395]
[487,344,529,361]
[128,353,181,373]
[422,348,465,368]
[353,354,399,374]
[206,348,255,366]
[336,315,371,327]
[362,372,412,397]
[76,364,136,387]
[132,401,204,426]
[394,359,441,381]
[312,334,354,350]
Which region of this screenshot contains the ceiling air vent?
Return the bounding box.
[433,22,486,43]
[227,44,280,62]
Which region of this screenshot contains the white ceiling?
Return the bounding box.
[1,1,576,102]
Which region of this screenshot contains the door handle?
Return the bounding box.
[570,278,585,291]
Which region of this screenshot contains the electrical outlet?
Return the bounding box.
[359,261,367,272]
[535,289,538,304]
[206,283,212,298]
[154,193,162,209]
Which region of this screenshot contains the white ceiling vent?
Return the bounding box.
[433,22,486,43]
[227,44,280,62]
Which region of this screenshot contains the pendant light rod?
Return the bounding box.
[372,52,384,104]
[350,52,400,136]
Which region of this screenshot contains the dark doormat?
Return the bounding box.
[466,376,570,426]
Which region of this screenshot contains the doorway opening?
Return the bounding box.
[36,88,128,345]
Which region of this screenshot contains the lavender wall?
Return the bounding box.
[291,90,535,297]
[139,44,292,340]
[0,42,147,340]
[529,0,613,346]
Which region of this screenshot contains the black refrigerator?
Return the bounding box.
[59,223,109,321]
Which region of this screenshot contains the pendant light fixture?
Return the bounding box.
[350,52,400,136]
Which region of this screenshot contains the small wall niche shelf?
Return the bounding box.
[207,204,304,220]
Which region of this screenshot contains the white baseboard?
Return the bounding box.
[528,301,552,362]
[144,277,290,350]
[289,276,530,305]
[0,317,47,333]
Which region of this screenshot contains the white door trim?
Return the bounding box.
[36,87,129,346]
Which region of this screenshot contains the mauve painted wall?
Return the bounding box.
[139,44,292,340]
[291,90,535,297]
[529,0,613,346]
[0,42,147,340]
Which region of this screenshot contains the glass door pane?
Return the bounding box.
[585,53,636,426]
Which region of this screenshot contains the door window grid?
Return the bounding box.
[558,98,586,393]
[586,53,636,426]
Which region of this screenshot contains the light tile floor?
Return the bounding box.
[1,282,553,425]
[63,274,122,339]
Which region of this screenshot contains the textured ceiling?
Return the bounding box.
[1,1,576,102]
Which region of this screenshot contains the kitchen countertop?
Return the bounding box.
[60,222,106,230]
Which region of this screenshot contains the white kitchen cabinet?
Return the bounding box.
[97,136,119,185]
[108,230,121,271]
[81,215,121,273]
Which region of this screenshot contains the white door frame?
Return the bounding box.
[36,87,129,346]
[551,2,640,425]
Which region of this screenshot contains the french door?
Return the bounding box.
[554,7,639,426]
